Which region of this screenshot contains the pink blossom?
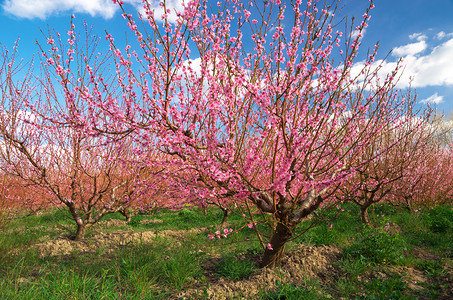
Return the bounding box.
[244,10,251,19]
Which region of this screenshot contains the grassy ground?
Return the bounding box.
[0,203,451,299]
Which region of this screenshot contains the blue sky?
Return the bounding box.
[1,0,453,114]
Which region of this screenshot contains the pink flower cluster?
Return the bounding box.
[208,228,234,239]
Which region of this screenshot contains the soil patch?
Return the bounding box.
[410,246,442,261]
[387,265,428,290]
[179,244,342,299]
[33,227,205,258]
[34,230,156,257]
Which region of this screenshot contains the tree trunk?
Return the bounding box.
[120,210,132,222]
[360,204,372,226]
[220,208,230,225]
[74,223,87,241]
[261,222,293,268]
[403,197,413,213]
[125,214,131,222]
[201,205,208,216]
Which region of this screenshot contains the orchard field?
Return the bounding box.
[1,0,453,298]
[0,203,452,299]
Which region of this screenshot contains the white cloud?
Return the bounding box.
[409,33,427,41]
[399,38,453,88]
[180,57,202,78]
[2,0,186,22]
[353,37,453,89]
[2,0,119,19]
[436,31,453,40]
[392,40,427,57]
[421,93,444,104]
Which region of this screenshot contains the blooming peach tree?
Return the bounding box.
[40,0,424,266]
[0,27,165,240]
[0,42,49,225]
[389,119,453,210]
[336,105,432,225]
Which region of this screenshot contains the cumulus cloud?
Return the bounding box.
[392,40,427,57]
[2,0,185,22]
[421,93,444,104]
[409,32,427,41]
[352,36,453,89]
[397,38,453,88]
[2,0,119,19]
[436,31,453,40]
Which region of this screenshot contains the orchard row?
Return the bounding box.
[0,0,451,267]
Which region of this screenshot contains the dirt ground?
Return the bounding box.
[32,218,203,258]
[177,244,343,299]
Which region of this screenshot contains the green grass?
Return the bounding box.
[127,207,245,231]
[363,273,413,300]
[292,203,363,247]
[0,203,451,299]
[330,203,452,299]
[415,259,446,277]
[343,226,407,265]
[214,253,258,281]
[425,205,453,233]
[0,236,202,298]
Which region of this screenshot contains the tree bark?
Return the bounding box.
[403,197,413,213]
[201,205,208,216]
[120,209,132,222]
[260,222,293,268]
[220,208,230,225]
[74,223,86,241]
[360,203,372,226]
